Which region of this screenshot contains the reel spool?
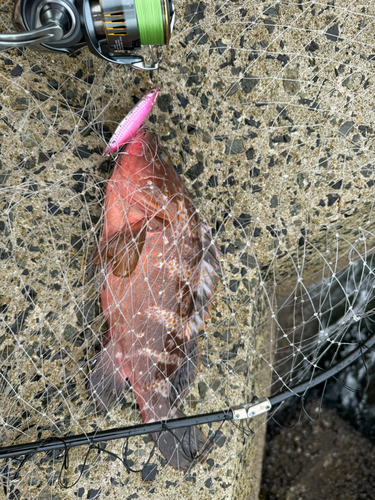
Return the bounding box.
[0,0,175,70]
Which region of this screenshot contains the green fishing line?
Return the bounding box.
[134,0,164,45]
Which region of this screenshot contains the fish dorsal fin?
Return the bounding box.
[92,221,147,277]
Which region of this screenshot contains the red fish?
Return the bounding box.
[89,128,220,470]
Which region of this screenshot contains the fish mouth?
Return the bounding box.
[123,126,158,159]
[130,126,152,144]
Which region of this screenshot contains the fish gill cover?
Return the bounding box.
[0,0,375,499]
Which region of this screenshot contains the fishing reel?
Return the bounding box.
[0,0,175,70]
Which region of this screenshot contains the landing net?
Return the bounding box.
[1,0,375,498]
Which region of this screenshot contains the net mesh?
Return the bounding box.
[1,0,375,498]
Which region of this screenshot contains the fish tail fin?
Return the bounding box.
[146,406,213,471]
[88,339,127,413]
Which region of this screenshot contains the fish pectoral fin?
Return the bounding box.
[92,221,147,278]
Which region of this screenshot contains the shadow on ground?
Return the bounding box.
[260,401,375,500]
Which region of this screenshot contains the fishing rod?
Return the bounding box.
[1,331,374,461]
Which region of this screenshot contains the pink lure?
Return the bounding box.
[104,88,160,155]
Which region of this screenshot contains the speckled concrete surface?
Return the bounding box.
[1,0,375,499]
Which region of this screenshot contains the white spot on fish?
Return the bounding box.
[137,347,181,364]
[146,306,182,329]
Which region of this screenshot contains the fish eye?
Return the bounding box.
[158,148,169,161]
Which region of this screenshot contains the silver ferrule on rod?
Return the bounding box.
[231,398,272,420]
